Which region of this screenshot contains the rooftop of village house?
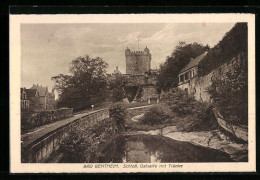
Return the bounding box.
[179,52,208,74]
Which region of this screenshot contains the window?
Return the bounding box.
[180,75,184,82]
[190,70,195,78]
[185,72,189,80]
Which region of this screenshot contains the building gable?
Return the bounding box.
[179,52,208,74]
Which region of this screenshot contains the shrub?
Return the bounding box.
[164,89,218,132]
[165,89,198,116]
[109,103,126,132]
[175,105,218,132]
[60,118,117,163]
[140,105,171,126]
[21,108,73,134]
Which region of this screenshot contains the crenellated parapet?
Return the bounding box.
[125,47,152,75]
[125,47,151,56]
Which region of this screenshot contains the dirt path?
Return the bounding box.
[21,109,107,148]
[127,104,154,110]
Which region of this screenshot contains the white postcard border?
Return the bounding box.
[10,14,256,173]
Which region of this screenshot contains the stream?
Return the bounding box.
[98,134,233,163]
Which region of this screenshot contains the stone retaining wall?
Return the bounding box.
[21,109,109,163]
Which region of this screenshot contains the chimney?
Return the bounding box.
[116,66,118,70]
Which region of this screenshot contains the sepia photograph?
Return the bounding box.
[10,14,255,173]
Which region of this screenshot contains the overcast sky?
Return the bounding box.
[21,23,235,90]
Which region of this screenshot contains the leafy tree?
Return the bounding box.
[198,23,248,76]
[109,103,126,132]
[52,55,108,111]
[140,105,171,126]
[108,75,128,102]
[157,42,209,92]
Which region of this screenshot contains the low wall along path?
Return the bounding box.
[21,109,109,163]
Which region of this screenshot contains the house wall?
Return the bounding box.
[178,53,246,102]
[29,95,55,112]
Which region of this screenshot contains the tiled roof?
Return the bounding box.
[179,52,208,74]
[30,85,47,96]
[25,89,37,97]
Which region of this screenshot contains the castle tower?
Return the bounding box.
[125,47,151,75]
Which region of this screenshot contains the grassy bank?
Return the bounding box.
[125,90,219,132]
[125,104,174,131]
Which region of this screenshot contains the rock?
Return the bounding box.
[131,114,144,122]
[143,127,248,161]
[141,129,161,135]
[162,126,177,134]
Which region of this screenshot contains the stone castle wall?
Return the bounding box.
[141,86,159,101]
[178,53,247,102]
[125,50,151,75]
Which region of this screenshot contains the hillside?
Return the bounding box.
[198,23,248,76]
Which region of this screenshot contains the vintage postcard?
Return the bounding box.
[10,14,255,173]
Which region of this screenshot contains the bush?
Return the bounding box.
[175,105,218,132]
[164,89,218,132]
[165,89,199,116]
[140,105,171,126]
[60,118,117,163]
[109,103,126,132]
[21,108,73,134]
